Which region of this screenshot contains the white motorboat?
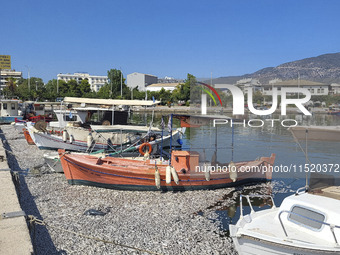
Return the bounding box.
[230,186,340,255]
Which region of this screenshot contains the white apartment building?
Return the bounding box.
[330,83,340,95]
[126,72,158,91]
[262,79,329,96]
[0,69,22,90]
[57,72,108,92]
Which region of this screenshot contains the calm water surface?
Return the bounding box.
[130,112,340,232]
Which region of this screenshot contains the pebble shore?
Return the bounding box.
[1,124,280,255]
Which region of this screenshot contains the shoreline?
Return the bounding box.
[2,125,242,254]
[135,106,330,115]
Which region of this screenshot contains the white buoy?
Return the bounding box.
[204,163,211,181]
[229,161,237,182]
[143,151,150,160]
[155,167,161,189]
[69,134,74,144]
[170,166,179,185]
[87,133,93,148]
[62,130,68,143]
[166,165,171,184]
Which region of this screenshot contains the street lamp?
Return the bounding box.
[25,65,31,92]
[120,67,123,98]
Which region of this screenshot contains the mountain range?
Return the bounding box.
[208,52,340,85]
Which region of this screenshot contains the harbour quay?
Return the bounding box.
[0,133,33,254]
[0,124,248,255]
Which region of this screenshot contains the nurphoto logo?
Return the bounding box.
[200,84,311,116]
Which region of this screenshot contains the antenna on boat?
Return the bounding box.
[231,124,234,162]
[291,128,311,190]
[305,129,309,189]
[160,116,164,161]
[169,114,173,165]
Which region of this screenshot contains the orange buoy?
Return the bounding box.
[139,143,152,155]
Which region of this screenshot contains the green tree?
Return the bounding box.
[45,79,58,100]
[2,77,18,98]
[158,88,172,105]
[97,83,111,99]
[108,69,122,98]
[30,77,45,101]
[107,69,130,98]
[16,77,46,100]
[58,80,69,97]
[79,79,91,95]
[172,73,195,103]
[68,79,80,97]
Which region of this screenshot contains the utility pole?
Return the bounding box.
[25,66,31,92]
[120,67,123,98]
[298,71,300,99]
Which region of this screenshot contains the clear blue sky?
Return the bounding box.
[2,0,340,82]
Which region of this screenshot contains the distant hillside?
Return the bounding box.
[209,52,340,85]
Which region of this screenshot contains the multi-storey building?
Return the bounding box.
[126,72,158,91]
[57,72,108,92]
[0,69,22,90]
[262,79,329,96]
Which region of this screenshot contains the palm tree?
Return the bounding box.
[3,77,17,98]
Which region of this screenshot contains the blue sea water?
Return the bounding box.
[131,112,340,232]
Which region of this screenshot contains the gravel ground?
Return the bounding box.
[0,124,279,255]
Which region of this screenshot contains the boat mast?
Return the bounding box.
[305,129,309,189]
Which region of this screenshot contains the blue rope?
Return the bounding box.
[169,114,173,165]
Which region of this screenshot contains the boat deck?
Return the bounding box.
[239,209,338,249]
[311,186,340,200]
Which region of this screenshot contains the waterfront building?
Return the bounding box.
[146,83,179,92]
[57,72,108,92]
[236,78,262,92]
[330,83,340,95]
[0,69,22,90]
[126,72,158,91]
[262,79,329,96]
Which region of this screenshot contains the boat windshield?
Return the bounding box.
[288,206,325,230]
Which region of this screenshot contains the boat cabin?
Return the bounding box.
[0,99,20,117]
[171,151,200,171]
[277,191,340,243]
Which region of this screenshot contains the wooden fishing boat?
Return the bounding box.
[59,149,276,191]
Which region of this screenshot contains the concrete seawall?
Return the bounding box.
[0,139,33,255]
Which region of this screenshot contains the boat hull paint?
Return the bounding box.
[28,128,107,152]
[67,178,268,191]
[0,116,23,124]
[231,233,339,255]
[59,151,275,191]
[28,126,183,152]
[23,130,35,145]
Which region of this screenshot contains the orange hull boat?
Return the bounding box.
[23,129,35,145]
[59,150,275,191]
